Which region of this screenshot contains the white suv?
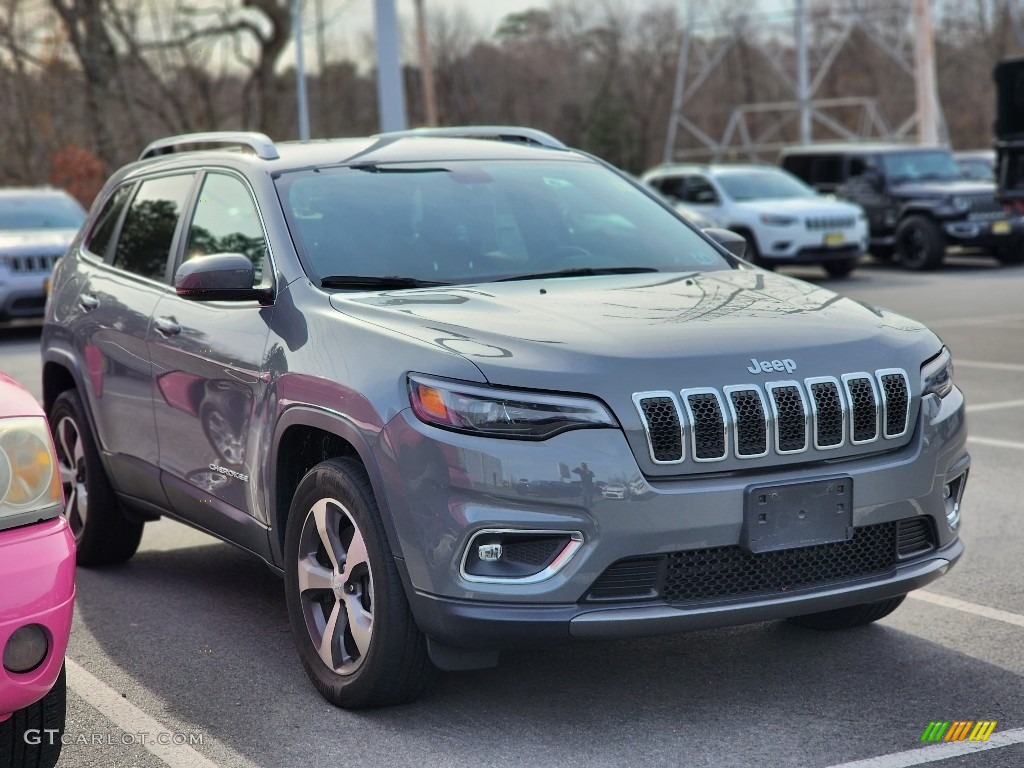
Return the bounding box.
[642,164,868,277]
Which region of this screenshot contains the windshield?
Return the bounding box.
[276,159,731,286]
[0,194,85,230]
[880,150,962,183]
[714,169,817,201]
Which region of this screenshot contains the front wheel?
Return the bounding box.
[822,258,859,278]
[896,216,945,270]
[0,664,66,768]
[787,595,906,630]
[49,390,143,566]
[283,458,436,709]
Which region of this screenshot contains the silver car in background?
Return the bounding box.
[0,188,85,320]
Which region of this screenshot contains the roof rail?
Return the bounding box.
[139,131,279,161]
[374,125,567,150]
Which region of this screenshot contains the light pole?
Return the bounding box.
[292,0,310,141]
[374,0,408,131]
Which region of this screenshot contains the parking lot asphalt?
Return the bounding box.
[1,253,1022,768]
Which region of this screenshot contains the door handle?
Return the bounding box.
[79,293,98,311]
[154,316,181,337]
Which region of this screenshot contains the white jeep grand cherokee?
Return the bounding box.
[642,164,868,277]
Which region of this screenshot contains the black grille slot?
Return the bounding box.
[729,389,767,456]
[662,521,899,605]
[586,557,662,601]
[896,517,935,559]
[810,381,844,447]
[502,538,564,567]
[638,397,683,462]
[770,385,807,452]
[880,374,909,437]
[687,393,726,459]
[846,377,878,443]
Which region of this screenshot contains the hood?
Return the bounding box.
[733,197,861,216]
[0,228,78,254]
[890,180,995,198]
[330,270,939,395]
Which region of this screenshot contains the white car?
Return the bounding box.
[641,164,868,277]
[601,482,628,500]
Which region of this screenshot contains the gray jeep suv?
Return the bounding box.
[41,128,968,709]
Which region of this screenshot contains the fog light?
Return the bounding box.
[944,472,967,530]
[478,543,503,562]
[462,529,584,583]
[3,624,49,673]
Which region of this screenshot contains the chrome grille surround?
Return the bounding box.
[805,376,846,450]
[723,385,769,459]
[632,368,911,467]
[682,388,728,462]
[765,380,810,455]
[632,391,685,464]
[877,368,911,439]
[842,373,881,445]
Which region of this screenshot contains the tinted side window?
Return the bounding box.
[651,176,686,201]
[113,175,194,282]
[86,185,133,260]
[813,156,843,186]
[683,175,718,204]
[782,155,810,182]
[186,174,269,286]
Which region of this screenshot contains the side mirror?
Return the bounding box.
[704,228,747,258]
[174,253,271,303]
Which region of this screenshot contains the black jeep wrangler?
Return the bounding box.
[781,143,1024,270]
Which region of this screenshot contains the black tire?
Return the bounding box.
[0,664,66,768]
[283,457,436,709]
[896,216,945,270]
[736,229,774,270]
[822,257,858,278]
[787,595,906,630]
[49,389,143,566]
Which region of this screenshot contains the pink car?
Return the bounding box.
[0,372,74,768]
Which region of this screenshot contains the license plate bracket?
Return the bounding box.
[742,476,853,553]
[823,232,844,246]
[992,220,1011,235]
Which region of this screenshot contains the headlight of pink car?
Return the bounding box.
[0,417,62,521]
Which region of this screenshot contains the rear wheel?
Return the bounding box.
[822,258,858,278]
[283,458,436,709]
[896,216,945,270]
[49,390,143,566]
[0,664,65,768]
[787,595,906,630]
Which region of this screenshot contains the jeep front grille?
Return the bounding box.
[805,216,856,230]
[586,517,936,605]
[964,193,1004,220]
[1,254,60,274]
[634,369,910,466]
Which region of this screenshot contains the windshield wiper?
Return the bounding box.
[496,266,660,282]
[320,275,451,289]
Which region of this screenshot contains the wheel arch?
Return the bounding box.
[268,406,400,568]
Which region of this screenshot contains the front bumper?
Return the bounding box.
[941,216,1024,248]
[0,517,75,719]
[0,270,49,319]
[376,385,967,651]
[409,538,961,650]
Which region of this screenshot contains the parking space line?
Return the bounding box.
[66,657,249,768]
[955,360,1024,373]
[967,436,1024,451]
[907,591,1024,629]
[824,727,1024,767]
[965,398,1024,413]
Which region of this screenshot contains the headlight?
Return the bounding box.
[0,417,63,519]
[408,375,617,439]
[759,214,798,227]
[921,347,954,399]
[950,196,970,213]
